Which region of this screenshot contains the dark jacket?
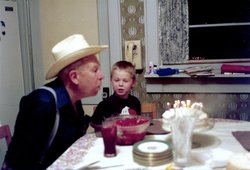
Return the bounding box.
[3,78,90,170]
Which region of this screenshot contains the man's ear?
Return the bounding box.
[68,70,79,84]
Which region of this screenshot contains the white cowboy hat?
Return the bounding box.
[46,34,108,80]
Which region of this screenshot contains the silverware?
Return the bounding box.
[75,160,99,170]
[76,160,123,170]
[83,164,124,169]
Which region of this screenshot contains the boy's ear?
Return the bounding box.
[131,79,136,88]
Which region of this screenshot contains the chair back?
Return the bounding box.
[141,103,157,119]
[0,124,12,146]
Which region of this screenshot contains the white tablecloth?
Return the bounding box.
[47,119,250,170]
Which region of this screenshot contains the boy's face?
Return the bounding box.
[111,69,135,99]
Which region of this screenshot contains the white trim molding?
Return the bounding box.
[144,0,159,72]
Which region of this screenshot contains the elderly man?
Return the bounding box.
[2,34,107,170]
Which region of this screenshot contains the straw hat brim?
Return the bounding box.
[46,45,107,80]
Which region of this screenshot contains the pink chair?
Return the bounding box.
[0,124,12,146]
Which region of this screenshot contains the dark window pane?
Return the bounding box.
[189,0,250,25]
[189,25,250,60]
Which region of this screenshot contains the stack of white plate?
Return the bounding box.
[133,140,172,166]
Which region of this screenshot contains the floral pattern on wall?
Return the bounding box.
[120,0,250,121]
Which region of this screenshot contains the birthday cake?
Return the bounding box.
[162,108,209,129]
[194,110,209,128]
[161,100,212,132]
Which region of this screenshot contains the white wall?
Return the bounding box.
[39,0,99,82]
[0,0,24,164]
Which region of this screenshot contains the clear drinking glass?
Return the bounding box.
[101,118,117,157]
[170,115,196,167]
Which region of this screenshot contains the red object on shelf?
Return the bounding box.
[221,64,250,74]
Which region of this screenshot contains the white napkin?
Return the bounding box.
[120,106,130,115]
[184,165,212,170]
[192,148,233,168]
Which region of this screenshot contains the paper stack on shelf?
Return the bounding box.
[185,66,214,77]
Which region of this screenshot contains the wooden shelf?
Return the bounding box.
[144,73,250,93]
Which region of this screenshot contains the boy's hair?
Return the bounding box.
[111,60,136,81]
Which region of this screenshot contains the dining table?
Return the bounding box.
[47,118,250,170]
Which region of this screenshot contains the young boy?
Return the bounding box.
[91,60,141,127]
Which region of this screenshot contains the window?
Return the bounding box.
[144,0,250,93]
[189,0,250,62]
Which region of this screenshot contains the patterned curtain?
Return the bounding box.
[158,0,189,64]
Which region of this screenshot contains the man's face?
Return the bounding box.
[76,55,104,98]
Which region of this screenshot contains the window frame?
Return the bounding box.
[144,0,250,93]
[144,0,250,70]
